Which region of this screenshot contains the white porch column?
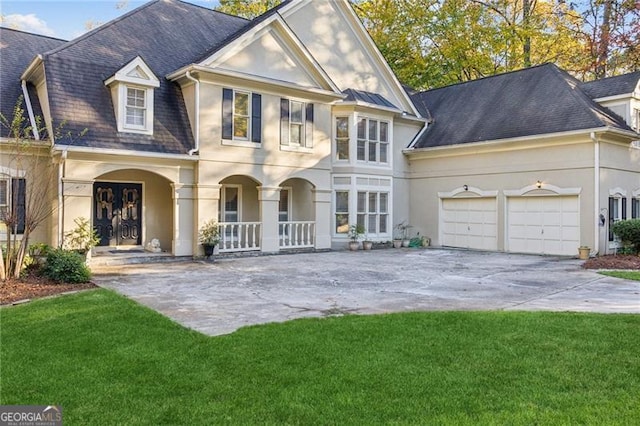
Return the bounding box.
[172,183,195,256]
[258,186,281,253]
[62,178,94,245]
[313,188,332,249]
[193,183,220,256]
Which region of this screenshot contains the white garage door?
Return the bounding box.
[441,198,497,250]
[507,196,579,256]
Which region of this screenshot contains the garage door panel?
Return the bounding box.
[442,198,497,251]
[507,196,579,256]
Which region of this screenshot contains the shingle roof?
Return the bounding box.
[0,28,66,138]
[342,88,398,110]
[580,71,640,99]
[195,0,292,64]
[38,0,248,154]
[410,63,634,149]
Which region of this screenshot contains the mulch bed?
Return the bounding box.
[1,275,97,305]
[583,254,640,270]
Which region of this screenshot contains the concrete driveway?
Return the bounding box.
[92,249,640,336]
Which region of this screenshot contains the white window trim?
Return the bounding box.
[222,89,261,148]
[334,115,351,162]
[608,190,626,246]
[105,56,158,136]
[220,184,243,223]
[356,115,391,167]
[0,178,8,207]
[280,99,313,153]
[332,112,393,167]
[332,174,392,240]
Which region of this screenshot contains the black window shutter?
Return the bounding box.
[633,199,638,219]
[609,197,615,241]
[222,88,233,140]
[280,98,289,146]
[622,197,627,220]
[305,103,314,148]
[251,93,261,143]
[12,178,26,234]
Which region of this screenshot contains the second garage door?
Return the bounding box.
[507,196,579,256]
[441,198,497,250]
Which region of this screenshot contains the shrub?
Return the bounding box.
[43,249,92,283]
[611,219,640,253]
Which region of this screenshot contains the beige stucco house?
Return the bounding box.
[1,0,638,259]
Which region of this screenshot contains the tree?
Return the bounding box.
[0,97,85,280]
[578,0,640,79]
[216,0,283,19]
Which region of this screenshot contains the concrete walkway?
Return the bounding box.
[92,248,640,336]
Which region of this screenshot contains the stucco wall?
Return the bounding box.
[407,138,597,251]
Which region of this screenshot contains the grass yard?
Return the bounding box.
[1,289,639,425]
[600,270,640,281]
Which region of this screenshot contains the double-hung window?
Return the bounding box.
[280,99,314,148]
[632,196,640,219]
[609,195,627,242]
[125,87,146,129]
[222,88,262,144]
[356,117,389,164]
[335,191,349,233]
[335,117,350,161]
[0,177,26,234]
[357,191,389,235]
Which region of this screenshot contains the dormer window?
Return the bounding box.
[105,56,159,135]
[126,87,147,128]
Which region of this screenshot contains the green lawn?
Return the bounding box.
[600,270,640,281]
[1,289,639,425]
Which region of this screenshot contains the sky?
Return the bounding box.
[1,0,221,41]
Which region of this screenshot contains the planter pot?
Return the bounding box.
[363,241,373,250]
[578,246,590,260]
[393,240,403,249]
[203,244,216,259]
[348,241,360,251]
[402,239,410,248]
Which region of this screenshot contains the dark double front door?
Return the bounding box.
[93,182,142,246]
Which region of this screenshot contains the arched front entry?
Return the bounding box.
[93,169,174,252]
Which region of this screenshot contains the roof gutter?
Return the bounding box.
[185,71,200,156]
[21,80,40,140]
[404,126,640,157]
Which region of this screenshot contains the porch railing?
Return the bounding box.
[279,221,315,249]
[218,222,261,252]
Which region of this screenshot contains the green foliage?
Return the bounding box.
[600,270,640,281]
[43,249,91,283]
[216,0,282,19]
[198,219,220,246]
[348,224,365,242]
[63,217,99,253]
[2,293,640,424]
[611,219,640,252]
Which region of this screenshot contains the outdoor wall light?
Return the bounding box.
[463,184,469,191]
[536,180,542,189]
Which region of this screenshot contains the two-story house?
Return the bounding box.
[1,0,638,259]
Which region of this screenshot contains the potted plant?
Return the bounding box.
[362,233,373,251]
[394,221,412,248]
[199,219,220,259]
[348,224,365,251]
[63,217,99,262]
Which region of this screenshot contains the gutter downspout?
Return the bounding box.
[185,71,200,156]
[591,132,600,256]
[21,80,40,140]
[58,150,67,247]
